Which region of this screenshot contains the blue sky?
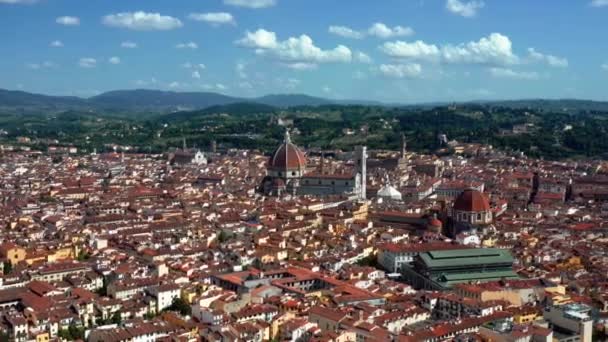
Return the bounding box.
[1,0,607,103]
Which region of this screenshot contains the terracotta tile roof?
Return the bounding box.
[454,189,491,212]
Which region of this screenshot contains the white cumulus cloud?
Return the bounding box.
[328,25,364,39]
[237,29,352,64]
[108,57,121,65]
[527,48,568,68]
[442,33,518,65]
[192,71,201,79]
[56,16,80,26]
[79,58,97,68]
[381,40,440,61]
[445,0,485,17]
[381,33,519,66]
[189,12,236,26]
[368,23,414,39]
[237,29,278,49]
[121,41,138,48]
[176,42,198,49]
[379,63,422,78]
[102,12,183,31]
[50,40,64,47]
[489,67,539,80]
[224,0,276,8]
[601,63,608,71]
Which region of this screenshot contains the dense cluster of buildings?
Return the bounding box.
[1,133,608,342]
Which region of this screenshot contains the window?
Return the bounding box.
[292,172,296,176]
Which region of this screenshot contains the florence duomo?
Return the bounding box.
[261,130,367,200]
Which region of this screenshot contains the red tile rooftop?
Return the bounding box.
[569,223,597,231]
[372,211,425,219]
[215,271,255,286]
[27,280,56,296]
[378,242,470,254]
[510,172,534,179]
[308,306,348,322]
[37,261,89,274]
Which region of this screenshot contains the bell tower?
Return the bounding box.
[355,146,367,200]
[401,133,407,159]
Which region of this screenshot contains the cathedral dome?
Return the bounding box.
[269,131,306,171]
[454,188,490,212]
[428,217,443,228]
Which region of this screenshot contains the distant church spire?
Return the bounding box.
[182,137,187,150]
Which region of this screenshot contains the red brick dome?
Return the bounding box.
[454,188,490,212]
[269,131,306,171]
[429,217,443,228]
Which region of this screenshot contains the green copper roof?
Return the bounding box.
[419,248,514,269]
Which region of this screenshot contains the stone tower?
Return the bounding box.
[355,146,367,200]
[401,133,407,159]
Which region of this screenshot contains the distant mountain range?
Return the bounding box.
[0,88,380,114]
[473,99,608,113]
[0,89,84,107]
[1,88,608,115]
